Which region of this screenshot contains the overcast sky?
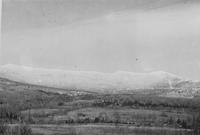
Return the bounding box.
[1,0,200,80]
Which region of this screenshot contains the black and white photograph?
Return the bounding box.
[1,0,200,134]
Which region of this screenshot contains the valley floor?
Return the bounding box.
[1,78,200,135]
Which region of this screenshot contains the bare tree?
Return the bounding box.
[193,112,200,135]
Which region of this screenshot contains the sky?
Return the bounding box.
[1,0,200,80]
[0,0,2,63]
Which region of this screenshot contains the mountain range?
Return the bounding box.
[0,64,199,97]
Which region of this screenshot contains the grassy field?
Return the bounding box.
[29,124,192,135]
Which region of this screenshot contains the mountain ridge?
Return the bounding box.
[0,64,200,98]
[0,64,192,90]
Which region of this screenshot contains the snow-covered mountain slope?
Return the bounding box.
[0,64,187,93]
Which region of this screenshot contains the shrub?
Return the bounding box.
[3,124,33,135]
[0,121,9,135]
[58,102,64,106]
